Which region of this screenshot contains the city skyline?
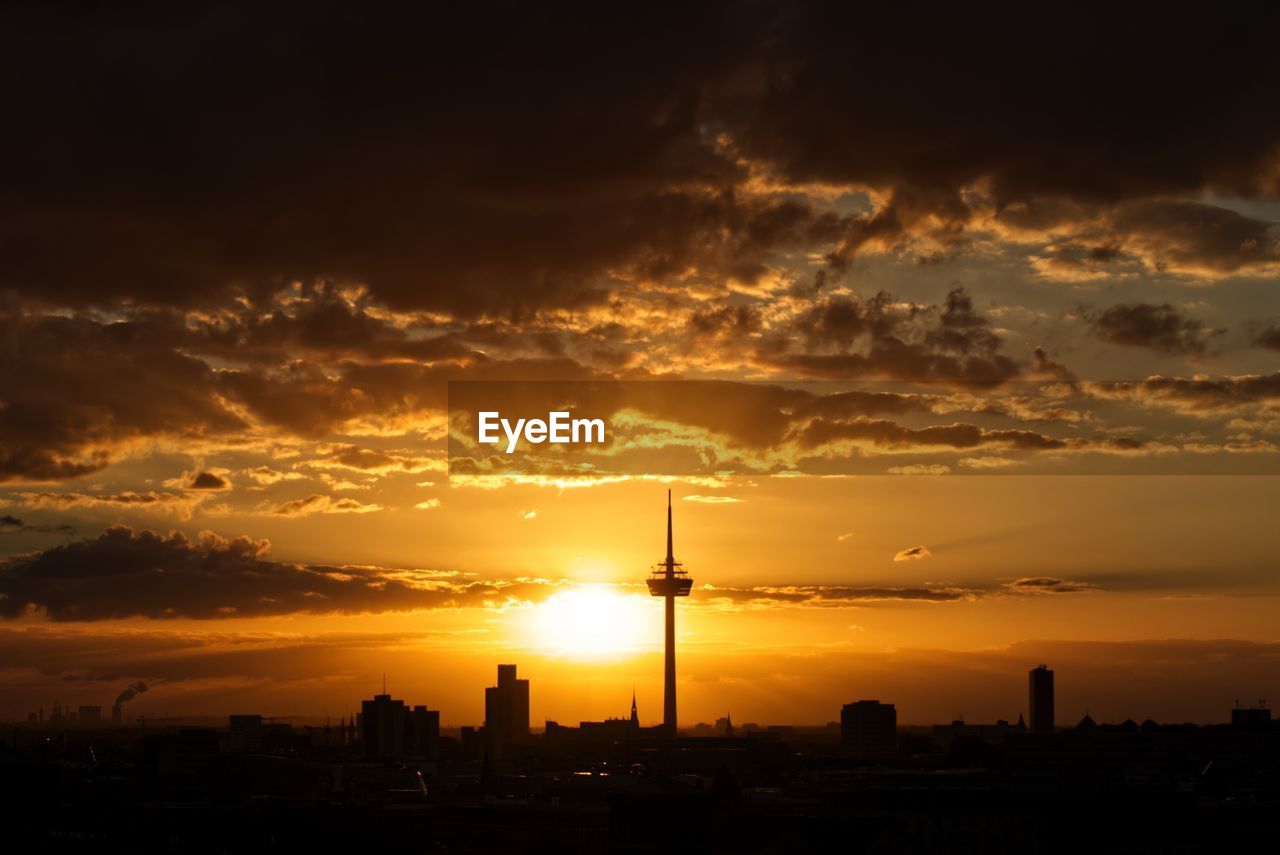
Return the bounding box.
[9,497,1270,731]
[2,3,1279,736]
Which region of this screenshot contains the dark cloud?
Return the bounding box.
[1030,347,1079,384]
[702,582,968,605]
[687,304,764,339]
[701,574,1100,606]
[186,471,230,491]
[731,7,1280,226]
[176,283,487,366]
[1088,372,1280,413]
[1251,320,1280,351]
[2,4,1278,316]
[893,546,932,563]
[0,3,816,316]
[0,525,512,621]
[1026,201,1280,281]
[267,494,382,518]
[795,418,1068,452]
[0,514,76,537]
[0,311,247,482]
[760,287,1022,384]
[1006,577,1097,594]
[1084,302,1222,356]
[16,491,204,521]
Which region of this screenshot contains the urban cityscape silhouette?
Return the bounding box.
[6,493,1276,852]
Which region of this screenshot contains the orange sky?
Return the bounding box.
[2,5,1279,728]
[3,475,1277,726]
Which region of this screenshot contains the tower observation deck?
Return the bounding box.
[647,490,691,733]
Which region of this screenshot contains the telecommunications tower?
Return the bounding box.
[647,490,692,733]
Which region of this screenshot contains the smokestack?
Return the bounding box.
[112,681,148,724]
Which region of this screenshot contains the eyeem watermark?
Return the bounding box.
[477,411,606,453]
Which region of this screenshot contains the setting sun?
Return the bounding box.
[525,586,659,658]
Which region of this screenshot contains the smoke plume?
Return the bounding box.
[114,681,148,705]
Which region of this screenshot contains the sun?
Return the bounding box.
[526,586,658,658]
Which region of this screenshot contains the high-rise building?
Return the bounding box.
[407,705,441,760]
[361,693,407,758]
[484,664,530,757]
[1029,664,1055,734]
[78,705,102,724]
[841,700,897,759]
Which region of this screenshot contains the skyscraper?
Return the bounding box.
[484,663,530,757]
[1029,664,1055,734]
[407,704,441,760]
[647,490,692,734]
[361,692,407,758]
[841,700,897,759]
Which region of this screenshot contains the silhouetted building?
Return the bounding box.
[1029,664,1055,734]
[407,704,440,760]
[1231,704,1271,730]
[933,718,1026,746]
[484,664,529,757]
[459,725,484,761]
[647,490,692,733]
[361,693,407,759]
[223,714,297,753]
[77,705,102,724]
[841,700,897,759]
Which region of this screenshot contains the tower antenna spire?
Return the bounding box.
[666,489,673,568]
[648,489,692,734]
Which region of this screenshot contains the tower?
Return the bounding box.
[1029,664,1055,734]
[646,490,692,734]
[484,664,530,758]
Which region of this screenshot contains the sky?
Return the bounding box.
[1,3,1278,727]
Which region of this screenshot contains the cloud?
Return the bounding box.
[958,456,1019,469]
[267,494,383,518]
[0,514,76,537]
[759,288,1022,385]
[1087,372,1280,414]
[796,417,1068,453]
[700,582,969,606]
[682,495,743,504]
[1084,302,1222,356]
[308,444,439,474]
[0,312,246,482]
[414,498,441,511]
[186,471,231,491]
[1251,320,1280,351]
[893,546,932,562]
[1005,577,1097,594]
[17,491,206,521]
[3,4,1276,321]
[0,526,511,621]
[886,464,950,475]
[1026,201,1280,281]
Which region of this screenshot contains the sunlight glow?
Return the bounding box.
[525,586,658,659]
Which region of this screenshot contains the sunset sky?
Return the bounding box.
[1,4,1278,728]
